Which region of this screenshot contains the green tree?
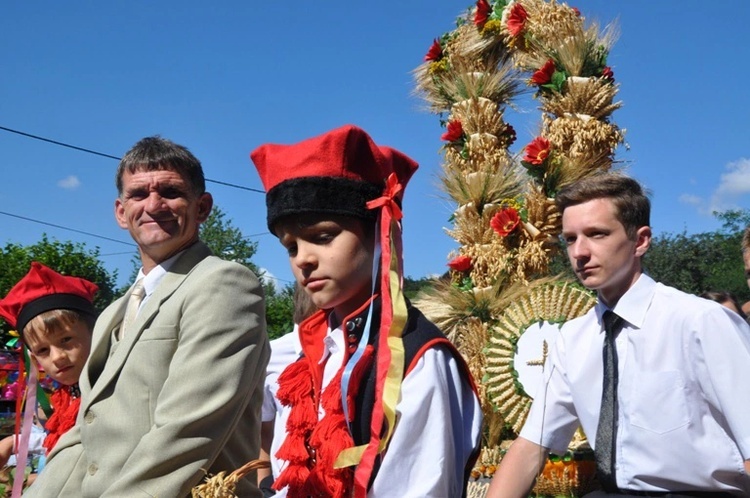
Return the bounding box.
[200,206,260,275]
[265,283,295,340]
[0,235,118,342]
[643,210,750,302]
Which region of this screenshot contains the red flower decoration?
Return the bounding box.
[474,0,491,27]
[602,66,615,81]
[531,59,556,85]
[523,137,551,165]
[506,3,528,36]
[491,208,520,237]
[441,120,464,142]
[424,38,443,62]
[447,255,473,272]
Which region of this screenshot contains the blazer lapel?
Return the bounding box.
[83,242,212,410]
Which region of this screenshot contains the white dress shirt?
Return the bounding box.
[521,274,750,494]
[268,320,483,498]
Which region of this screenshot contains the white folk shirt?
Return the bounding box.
[521,274,750,494]
[266,321,483,498]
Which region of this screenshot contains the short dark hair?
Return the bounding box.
[116,136,206,196]
[23,308,96,342]
[555,173,650,239]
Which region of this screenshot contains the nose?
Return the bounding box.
[292,242,317,270]
[50,346,67,365]
[145,192,167,213]
[568,237,590,261]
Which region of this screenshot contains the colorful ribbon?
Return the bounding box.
[334,173,409,498]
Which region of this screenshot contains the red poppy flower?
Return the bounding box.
[474,0,491,27]
[602,66,615,81]
[531,59,556,86]
[491,208,520,237]
[523,137,551,165]
[441,120,464,142]
[447,255,473,272]
[424,38,443,62]
[506,3,528,36]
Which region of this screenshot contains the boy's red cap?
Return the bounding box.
[0,262,98,333]
[250,124,418,231]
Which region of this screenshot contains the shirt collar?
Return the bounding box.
[594,273,656,331]
[136,248,186,298]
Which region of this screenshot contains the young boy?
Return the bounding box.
[250,124,482,497]
[0,262,97,482]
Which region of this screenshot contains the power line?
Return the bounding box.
[0,125,265,193]
[0,210,137,247]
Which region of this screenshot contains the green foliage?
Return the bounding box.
[0,235,118,341]
[199,205,260,275]
[265,283,295,340]
[404,275,439,301]
[643,210,750,302]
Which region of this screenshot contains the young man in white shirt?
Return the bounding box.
[488,173,750,497]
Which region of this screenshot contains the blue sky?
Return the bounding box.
[2,2,750,288]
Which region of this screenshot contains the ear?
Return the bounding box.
[634,225,651,258]
[196,193,213,223]
[115,198,128,229]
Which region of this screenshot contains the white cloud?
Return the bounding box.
[57,175,81,190]
[679,158,750,216]
[258,267,278,286]
[678,193,709,216]
[708,158,750,213]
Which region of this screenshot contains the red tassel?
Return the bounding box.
[42,386,80,454]
[275,433,309,463]
[272,463,310,493]
[276,360,313,405]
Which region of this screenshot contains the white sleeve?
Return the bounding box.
[520,329,580,455]
[262,331,301,422]
[368,346,482,498]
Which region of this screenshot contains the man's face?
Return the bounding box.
[26,319,92,386]
[561,198,650,306]
[115,168,212,271]
[276,215,374,322]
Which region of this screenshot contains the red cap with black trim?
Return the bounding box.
[0,262,98,333]
[250,124,418,232]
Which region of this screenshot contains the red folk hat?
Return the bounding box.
[0,262,98,333]
[250,124,418,231]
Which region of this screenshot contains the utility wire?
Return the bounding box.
[0,125,265,193]
[0,210,137,247]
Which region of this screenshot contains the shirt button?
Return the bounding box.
[88,463,98,475]
[84,411,95,424]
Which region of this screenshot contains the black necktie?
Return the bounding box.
[595,310,623,493]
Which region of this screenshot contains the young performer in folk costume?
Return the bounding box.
[251,124,482,497]
[0,262,97,492]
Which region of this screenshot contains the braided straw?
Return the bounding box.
[191,459,271,498]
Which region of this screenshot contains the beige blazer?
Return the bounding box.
[25,242,269,498]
